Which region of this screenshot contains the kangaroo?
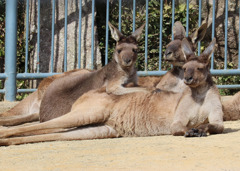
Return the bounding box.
[0,21,207,126]
[0,22,149,125]
[0,38,224,146]
[39,22,150,122]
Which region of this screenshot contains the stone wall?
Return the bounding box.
[28,0,102,73]
[191,0,239,67]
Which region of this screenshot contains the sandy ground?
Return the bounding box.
[0,102,240,171]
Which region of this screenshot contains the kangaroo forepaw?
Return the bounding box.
[184,128,207,137]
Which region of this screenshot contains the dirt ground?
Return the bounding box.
[0,102,240,171]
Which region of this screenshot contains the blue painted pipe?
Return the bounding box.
[211,0,216,69]
[91,0,95,69]
[198,0,202,56]
[224,1,228,70]
[186,0,189,36]
[25,0,29,73]
[78,0,82,68]
[105,0,109,65]
[37,0,40,73]
[64,0,68,72]
[132,0,136,32]
[51,0,55,72]
[144,0,149,71]
[171,0,175,40]
[159,0,163,70]
[5,0,18,101]
[118,0,122,31]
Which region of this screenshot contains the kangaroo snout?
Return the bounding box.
[184,76,193,84]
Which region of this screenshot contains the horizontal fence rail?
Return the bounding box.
[0,0,240,101]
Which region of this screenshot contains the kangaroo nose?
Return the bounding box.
[184,76,193,84]
[164,49,173,60]
[125,58,132,64]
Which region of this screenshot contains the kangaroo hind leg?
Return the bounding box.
[0,113,39,126]
[0,125,118,146]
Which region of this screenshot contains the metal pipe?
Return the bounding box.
[64,0,68,72]
[186,0,189,36]
[159,0,163,70]
[118,0,122,31]
[198,0,202,56]
[50,0,55,72]
[91,0,95,69]
[105,0,109,65]
[224,0,228,70]
[5,0,18,101]
[133,0,136,32]
[144,0,149,71]
[211,0,216,69]
[171,0,175,40]
[25,0,29,73]
[78,0,82,68]
[37,0,40,73]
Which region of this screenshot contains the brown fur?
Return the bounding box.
[223,91,240,121]
[0,37,224,145]
[39,22,148,122]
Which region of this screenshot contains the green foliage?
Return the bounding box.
[214,62,240,95]
[96,1,200,71]
[0,0,31,101]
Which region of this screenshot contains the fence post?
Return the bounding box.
[5,0,18,101]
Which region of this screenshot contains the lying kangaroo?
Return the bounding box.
[0,22,149,124]
[1,21,239,127]
[0,21,207,126]
[0,38,224,146]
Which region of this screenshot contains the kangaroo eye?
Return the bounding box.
[117,50,122,54]
[197,68,203,71]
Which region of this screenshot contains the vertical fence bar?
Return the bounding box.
[224,0,228,70]
[133,0,136,32]
[118,0,122,31]
[144,0,149,71]
[5,0,17,101]
[25,0,29,73]
[186,0,189,36]
[198,0,202,56]
[105,0,109,65]
[50,0,55,72]
[78,0,82,69]
[91,0,95,69]
[239,0,240,69]
[159,0,163,70]
[211,0,216,69]
[64,0,68,72]
[171,0,175,40]
[37,0,40,73]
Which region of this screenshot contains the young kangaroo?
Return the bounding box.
[39,22,150,122]
[0,38,224,145]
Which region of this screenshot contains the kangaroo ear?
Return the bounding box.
[201,38,216,62]
[108,22,123,42]
[181,38,194,60]
[173,21,186,40]
[131,23,145,41]
[190,23,207,44]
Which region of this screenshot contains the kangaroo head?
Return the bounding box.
[108,22,145,69]
[164,21,207,66]
[182,38,216,87]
